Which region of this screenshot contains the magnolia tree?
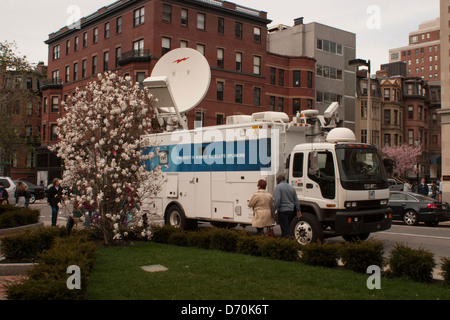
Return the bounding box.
[381,144,423,177]
[51,72,165,244]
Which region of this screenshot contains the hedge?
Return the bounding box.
[5,233,96,300]
[0,205,40,229]
[441,257,450,285]
[339,239,385,273]
[387,243,436,283]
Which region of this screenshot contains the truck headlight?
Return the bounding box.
[380,199,388,206]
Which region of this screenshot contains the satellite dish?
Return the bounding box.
[145,48,211,114]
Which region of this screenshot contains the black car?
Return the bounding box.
[388,191,450,226]
[14,180,46,204]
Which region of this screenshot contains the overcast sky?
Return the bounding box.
[0,0,440,73]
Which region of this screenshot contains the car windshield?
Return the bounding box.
[336,146,386,182]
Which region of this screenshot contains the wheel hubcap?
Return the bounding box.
[404,212,416,225]
[169,211,181,227]
[295,221,313,245]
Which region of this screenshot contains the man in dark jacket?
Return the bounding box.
[417,178,429,196]
[0,183,9,205]
[47,178,64,226]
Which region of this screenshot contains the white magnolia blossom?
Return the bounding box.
[50,72,165,244]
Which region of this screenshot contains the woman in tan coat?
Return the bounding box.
[248,179,274,235]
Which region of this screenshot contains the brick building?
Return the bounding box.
[389,18,440,82]
[38,0,316,183]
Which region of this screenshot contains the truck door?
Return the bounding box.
[305,151,336,200]
[290,152,305,196]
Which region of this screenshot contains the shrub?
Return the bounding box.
[0,226,67,261]
[441,257,450,285]
[339,239,385,273]
[167,231,190,247]
[5,234,97,300]
[236,233,263,256]
[258,237,300,262]
[0,205,40,229]
[300,242,340,268]
[150,225,180,244]
[208,228,240,252]
[187,229,211,249]
[388,243,435,283]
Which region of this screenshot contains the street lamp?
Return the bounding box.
[349,58,371,144]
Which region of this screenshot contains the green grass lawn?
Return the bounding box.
[87,242,450,300]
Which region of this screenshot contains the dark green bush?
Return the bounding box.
[236,233,263,256]
[6,234,97,300]
[0,205,40,229]
[208,228,240,252]
[441,257,450,285]
[187,229,211,249]
[150,225,180,244]
[300,242,340,268]
[0,226,67,261]
[167,231,190,247]
[388,243,435,282]
[339,239,385,273]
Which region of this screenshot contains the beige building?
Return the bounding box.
[439,0,450,201]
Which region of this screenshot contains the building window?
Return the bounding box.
[103,51,109,72]
[197,43,205,55]
[51,96,59,113]
[104,22,110,38]
[93,27,99,44]
[52,70,59,82]
[254,27,261,43]
[293,98,301,115]
[133,39,144,55]
[65,66,70,83]
[408,129,414,145]
[235,84,243,103]
[52,45,60,60]
[51,124,58,141]
[73,63,78,81]
[217,48,224,69]
[216,114,224,125]
[361,101,367,119]
[418,105,423,120]
[42,124,47,141]
[195,111,205,127]
[115,47,121,68]
[136,72,146,88]
[197,13,206,30]
[180,40,188,48]
[82,59,87,78]
[66,40,70,55]
[236,52,242,72]
[162,4,172,22]
[253,87,261,106]
[253,56,261,75]
[235,22,243,38]
[181,9,188,26]
[384,134,391,147]
[307,71,313,88]
[361,130,367,143]
[134,7,145,27]
[269,96,275,111]
[74,36,79,51]
[92,55,97,75]
[278,97,284,112]
[218,17,224,34]
[278,69,284,86]
[407,105,414,119]
[162,37,171,56]
[270,67,276,85]
[217,81,224,101]
[293,71,301,87]
[384,109,391,124]
[116,16,122,34]
[83,32,88,47]
[384,88,390,101]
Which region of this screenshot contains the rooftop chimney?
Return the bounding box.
[294,17,304,26]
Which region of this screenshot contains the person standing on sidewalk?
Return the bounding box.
[248,179,274,235]
[272,175,301,237]
[47,178,64,226]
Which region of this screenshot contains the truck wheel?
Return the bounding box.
[289,213,324,245]
[165,205,186,229]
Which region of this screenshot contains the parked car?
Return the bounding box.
[0,177,16,205]
[14,180,45,204]
[388,179,403,191]
[388,191,450,226]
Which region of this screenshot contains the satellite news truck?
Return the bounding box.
[141,48,392,244]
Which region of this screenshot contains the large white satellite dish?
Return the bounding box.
[144,48,211,126]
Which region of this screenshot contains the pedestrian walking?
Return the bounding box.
[272,174,301,238]
[248,179,274,235]
[403,180,412,192]
[47,178,64,226]
[14,182,28,207]
[0,183,9,205]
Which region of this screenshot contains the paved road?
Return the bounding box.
[30,200,450,262]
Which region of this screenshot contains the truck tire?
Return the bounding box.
[165,205,187,229]
[289,212,324,245]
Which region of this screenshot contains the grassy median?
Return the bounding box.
[86,242,450,300]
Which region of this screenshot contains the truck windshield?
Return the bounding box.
[335,146,388,190]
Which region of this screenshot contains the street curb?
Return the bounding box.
[0,260,36,276]
[0,222,44,237]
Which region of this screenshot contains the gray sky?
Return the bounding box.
[0,0,440,73]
